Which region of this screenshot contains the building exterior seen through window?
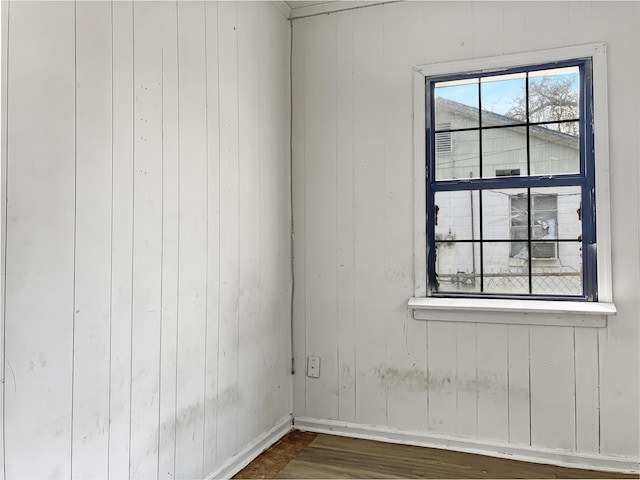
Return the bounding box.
[426,60,596,300]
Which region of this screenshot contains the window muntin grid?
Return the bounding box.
[426,60,596,300]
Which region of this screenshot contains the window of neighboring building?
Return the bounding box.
[425,59,597,300]
[510,193,558,261]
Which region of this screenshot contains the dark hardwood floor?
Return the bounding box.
[236,431,639,479]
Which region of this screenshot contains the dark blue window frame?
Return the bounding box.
[425,59,597,301]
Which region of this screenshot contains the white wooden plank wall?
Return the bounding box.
[292,0,640,462]
[73,3,113,478]
[1,1,292,478]
[5,3,76,478]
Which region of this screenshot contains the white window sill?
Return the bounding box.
[408,297,616,328]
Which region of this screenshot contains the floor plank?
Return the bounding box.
[241,432,638,479]
[234,431,317,479]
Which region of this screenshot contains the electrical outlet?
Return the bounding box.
[307,356,320,378]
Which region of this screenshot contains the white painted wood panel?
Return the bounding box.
[427,322,457,434]
[501,2,526,56]
[129,4,165,476]
[470,2,503,59]
[4,2,76,477]
[456,323,477,438]
[216,1,241,465]
[352,4,387,427]
[335,10,356,424]
[158,12,179,480]
[175,3,208,478]
[291,19,307,419]
[73,3,113,478]
[574,328,599,454]
[0,1,9,477]
[524,2,570,51]
[530,326,576,451]
[381,1,428,432]
[476,324,509,443]
[237,0,263,448]
[303,13,339,422]
[109,2,135,477]
[203,2,221,475]
[507,325,530,446]
[258,2,291,433]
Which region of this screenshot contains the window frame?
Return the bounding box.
[410,44,615,326]
[427,59,593,301]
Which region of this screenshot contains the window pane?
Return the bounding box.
[531,251,582,296]
[434,242,481,293]
[530,122,580,175]
[482,189,527,241]
[483,242,529,294]
[528,66,580,123]
[482,127,527,178]
[529,194,557,258]
[435,78,479,129]
[481,73,526,125]
[434,191,480,241]
[435,130,480,180]
[531,187,582,240]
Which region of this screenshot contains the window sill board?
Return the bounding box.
[408,297,616,327]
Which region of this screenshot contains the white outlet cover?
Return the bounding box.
[307,355,320,378]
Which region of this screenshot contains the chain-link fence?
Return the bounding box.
[438,271,582,295]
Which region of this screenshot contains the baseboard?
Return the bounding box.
[206,414,293,480]
[294,417,639,474]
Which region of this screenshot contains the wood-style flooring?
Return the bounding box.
[235,431,639,479]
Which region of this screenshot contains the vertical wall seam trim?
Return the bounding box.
[528,327,532,446]
[234,0,240,454]
[202,2,209,475]
[334,14,338,417]
[573,327,578,452]
[1,1,10,477]
[107,2,114,477]
[596,329,601,454]
[350,12,356,422]
[71,2,77,476]
[128,3,135,478]
[302,17,308,417]
[507,327,511,443]
[157,46,165,480]
[289,14,295,377]
[381,6,388,427]
[173,1,180,474]
[214,0,221,468]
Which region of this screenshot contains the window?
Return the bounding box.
[410,45,615,325]
[427,60,594,300]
